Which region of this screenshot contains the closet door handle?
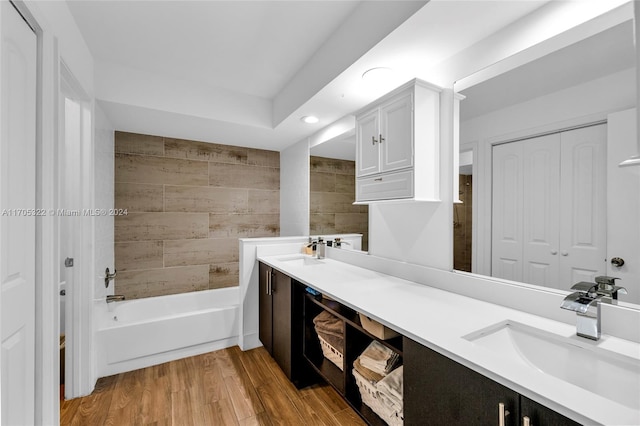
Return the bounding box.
[372,136,378,145]
[498,402,510,426]
[523,416,531,426]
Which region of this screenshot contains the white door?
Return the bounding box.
[559,124,607,286]
[380,92,413,173]
[492,141,524,282]
[522,133,561,288]
[0,2,37,425]
[356,108,380,177]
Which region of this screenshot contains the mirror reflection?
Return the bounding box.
[455,18,639,305]
[309,134,369,251]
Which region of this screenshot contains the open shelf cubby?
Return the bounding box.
[303,292,403,425]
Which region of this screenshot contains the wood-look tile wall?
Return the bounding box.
[309,156,368,251]
[453,174,472,272]
[114,131,280,300]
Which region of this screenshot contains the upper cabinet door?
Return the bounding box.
[380,92,413,173]
[356,108,380,177]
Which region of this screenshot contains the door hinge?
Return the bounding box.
[64,257,74,267]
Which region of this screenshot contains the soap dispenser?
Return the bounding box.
[317,237,326,259]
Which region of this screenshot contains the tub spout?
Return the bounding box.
[106,294,126,303]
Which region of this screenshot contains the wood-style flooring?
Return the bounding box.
[60,346,366,425]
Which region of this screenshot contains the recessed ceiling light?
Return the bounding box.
[362,67,392,82]
[301,115,319,124]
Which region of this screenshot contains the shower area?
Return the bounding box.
[454,174,473,272]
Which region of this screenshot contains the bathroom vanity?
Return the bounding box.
[257,251,640,426]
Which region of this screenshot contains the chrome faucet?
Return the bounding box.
[560,277,627,340]
[106,294,126,303]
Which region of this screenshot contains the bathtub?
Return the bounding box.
[97,287,239,376]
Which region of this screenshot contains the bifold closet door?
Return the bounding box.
[558,125,607,285]
[491,124,606,288]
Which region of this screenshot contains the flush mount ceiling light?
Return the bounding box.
[361,67,393,83]
[301,115,319,124]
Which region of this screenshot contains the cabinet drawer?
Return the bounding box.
[357,170,413,201]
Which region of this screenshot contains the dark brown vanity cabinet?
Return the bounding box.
[403,338,580,426]
[258,262,308,386]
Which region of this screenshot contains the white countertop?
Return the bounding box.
[258,253,640,426]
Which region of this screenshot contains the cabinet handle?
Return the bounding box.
[379,134,385,144]
[523,416,531,426]
[372,135,378,145]
[270,271,275,294]
[374,178,383,182]
[499,402,510,426]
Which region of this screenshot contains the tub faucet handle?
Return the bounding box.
[105,267,117,288]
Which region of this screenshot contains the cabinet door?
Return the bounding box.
[380,92,413,173]
[357,108,381,177]
[404,338,518,426]
[272,269,293,377]
[520,396,581,426]
[258,263,273,355]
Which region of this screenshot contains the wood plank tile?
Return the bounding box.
[310,156,356,175]
[200,400,241,426]
[333,407,368,425]
[238,412,273,426]
[164,185,248,213]
[310,213,337,235]
[335,173,356,194]
[310,192,356,214]
[335,212,369,234]
[171,389,199,426]
[209,163,279,190]
[115,183,164,212]
[209,262,240,289]
[116,153,209,186]
[115,266,210,300]
[115,241,163,272]
[255,381,305,425]
[310,171,336,193]
[247,148,279,168]
[115,212,209,242]
[165,137,247,164]
[164,238,239,267]
[209,214,279,238]
[115,131,164,156]
[247,190,279,215]
[139,376,171,425]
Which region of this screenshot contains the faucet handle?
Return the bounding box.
[570,281,598,293]
[595,276,620,289]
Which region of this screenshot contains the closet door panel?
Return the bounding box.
[559,125,607,285]
[523,134,561,288]
[492,142,523,282]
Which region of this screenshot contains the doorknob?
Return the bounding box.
[611,257,625,267]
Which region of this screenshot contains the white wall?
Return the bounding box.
[279,139,309,236]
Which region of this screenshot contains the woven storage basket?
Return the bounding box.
[353,369,403,426]
[318,334,343,371]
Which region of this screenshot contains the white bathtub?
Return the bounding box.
[97,287,239,376]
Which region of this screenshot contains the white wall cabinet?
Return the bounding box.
[491,124,607,288]
[355,79,441,203]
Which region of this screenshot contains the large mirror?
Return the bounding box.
[454,13,640,306]
[309,132,369,251]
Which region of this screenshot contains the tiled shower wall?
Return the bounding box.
[114,131,280,300]
[309,156,368,251]
[453,174,472,272]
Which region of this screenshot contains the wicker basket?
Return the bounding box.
[318,334,343,371]
[353,369,403,426]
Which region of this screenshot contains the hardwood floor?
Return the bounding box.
[60,346,366,425]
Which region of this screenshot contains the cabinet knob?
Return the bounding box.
[561,251,569,256]
[611,257,625,267]
[372,136,378,145]
[550,250,558,255]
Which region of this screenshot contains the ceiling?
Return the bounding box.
[459,20,635,121]
[67,0,572,152]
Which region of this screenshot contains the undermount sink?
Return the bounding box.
[276,255,324,266]
[463,320,640,410]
